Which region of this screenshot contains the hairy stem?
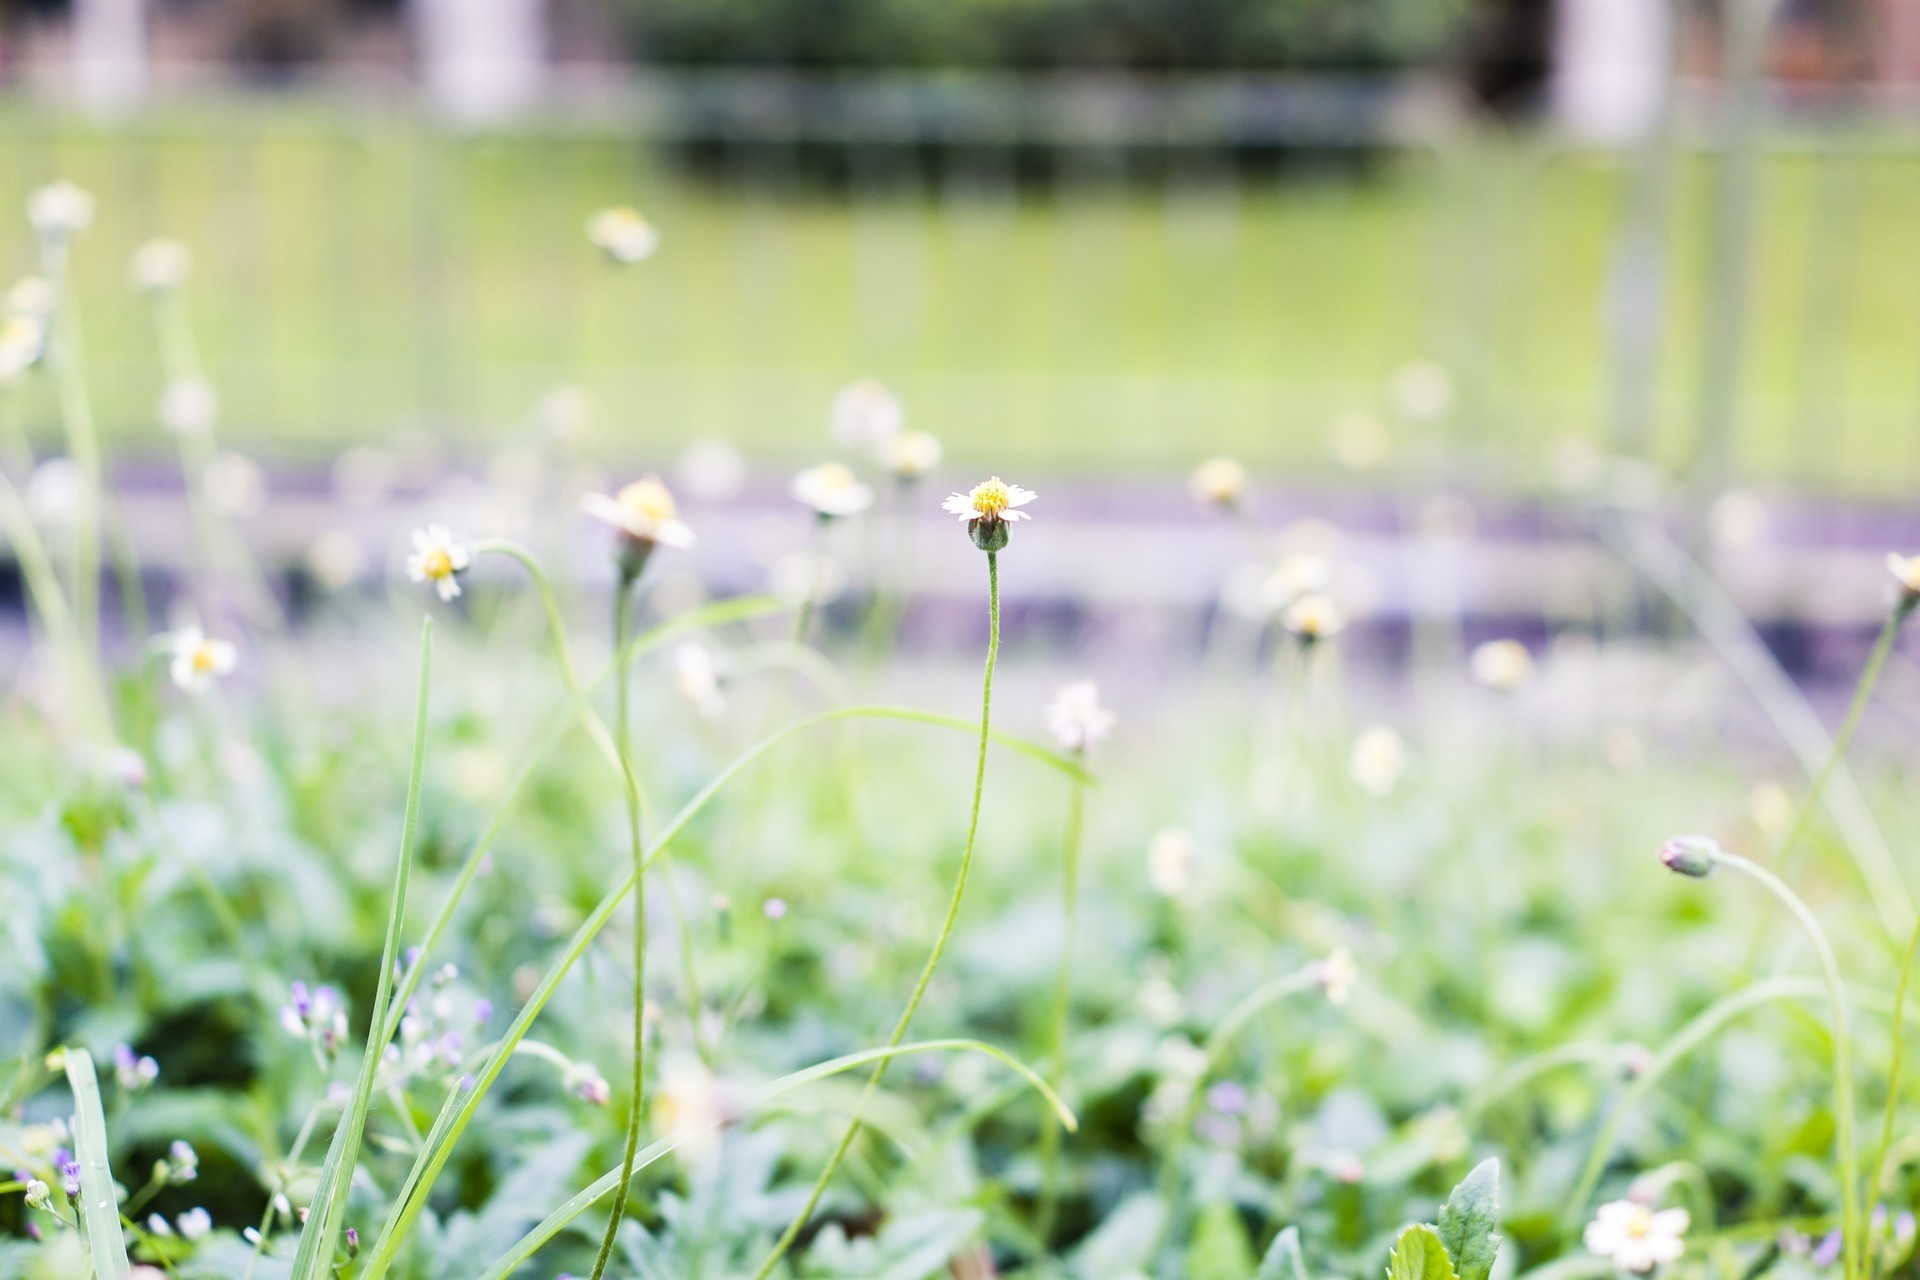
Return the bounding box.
[1036,769,1085,1244]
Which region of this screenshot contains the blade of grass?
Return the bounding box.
[288,617,433,1280]
[473,1036,1075,1280]
[61,1048,131,1280]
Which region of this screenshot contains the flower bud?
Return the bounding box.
[969,516,1010,553]
[1658,834,1720,879]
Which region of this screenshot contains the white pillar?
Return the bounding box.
[72,0,147,116]
[413,0,547,126]
[1552,0,1670,144]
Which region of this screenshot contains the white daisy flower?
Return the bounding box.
[25,457,83,527]
[1888,552,1920,600]
[879,430,942,479]
[829,378,903,447]
[1146,827,1198,897]
[6,276,56,318]
[166,626,238,693]
[1315,947,1358,1006]
[158,376,218,436]
[582,475,695,552]
[405,525,472,602]
[586,207,659,264]
[1584,1200,1690,1273]
[1282,593,1346,642]
[28,181,95,241]
[792,462,875,518]
[673,641,726,719]
[1348,726,1407,797]
[1043,679,1115,753]
[0,316,46,383]
[942,475,1036,523]
[1471,638,1534,691]
[130,238,192,293]
[1187,456,1246,508]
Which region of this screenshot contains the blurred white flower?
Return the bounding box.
[176,1207,212,1240]
[158,375,218,436]
[768,550,845,606]
[1585,1201,1689,1273]
[1709,489,1768,550]
[1146,827,1198,897]
[203,451,266,518]
[6,276,55,318]
[307,530,367,591]
[1348,726,1406,797]
[130,238,192,293]
[586,207,659,263]
[1330,411,1390,471]
[1273,552,1330,602]
[405,525,472,602]
[0,315,46,383]
[1043,680,1115,753]
[1749,781,1794,837]
[1471,639,1534,691]
[449,746,509,802]
[1187,456,1247,508]
[28,181,94,241]
[1282,593,1346,642]
[792,462,875,518]
[829,378,903,447]
[25,457,83,527]
[676,437,746,500]
[673,641,726,719]
[1888,552,1920,599]
[652,1054,731,1155]
[582,476,695,550]
[942,476,1036,523]
[1391,359,1454,422]
[1315,947,1358,1005]
[165,626,237,693]
[878,430,943,479]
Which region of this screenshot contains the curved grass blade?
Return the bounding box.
[473,1036,1076,1280]
[288,617,433,1280]
[356,703,1086,1280]
[61,1048,131,1280]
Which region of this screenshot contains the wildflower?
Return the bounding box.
[130,238,191,293]
[1471,638,1533,690]
[586,207,659,264]
[763,897,789,920]
[177,1207,212,1240]
[1187,456,1247,508]
[673,642,726,719]
[6,276,55,318]
[564,1061,611,1106]
[1273,552,1331,601]
[1348,726,1407,796]
[1710,489,1767,549]
[1749,782,1793,836]
[159,1140,198,1184]
[1042,680,1115,754]
[166,626,237,693]
[307,530,368,591]
[792,462,875,518]
[652,1054,728,1150]
[202,451,266,518]
[158,376,218,436]
[879,430,942,479]
[829,378,903,447]
[1888,553,1920,612]
[581,476,694,578]
[1391,359,1454,422]
[1315,948,1358,1005]
[113,1044,159,1091]
[1658,834,1720,879]
[404,525,472,602]
[1146,827,1197,897]
[25,457,83,527]
[28,181,95,241]
[943,475,1036,552]
[281,981,349,1055]
[0,315,46,383]
[675,437,745,500]
[104,746,148,790]
[147,1213,172,1236]
[23,1179,51,1211]
[1584,1200,1690,1273]
[1282,593,1346,642]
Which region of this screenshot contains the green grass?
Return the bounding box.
[4,102,1920,488]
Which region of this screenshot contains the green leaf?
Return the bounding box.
[1188,1200,1257,1280]
[61,1048,131,1280]
[1387,1225,1458,1280]
[1254,1227,1309,1280]
[1436,1158,1502,1280]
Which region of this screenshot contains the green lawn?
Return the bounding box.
[4,101,1920,490]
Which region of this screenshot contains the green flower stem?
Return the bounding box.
[1036,765,1087,1244]
[587,573,650,1280]
[751,549,1003,1280]
[44,246,103,667]
[1869,911,1920,1221]
[1460,1040,1622,1123]
[354,698,1083,1280]
[1712,852,1860,1280]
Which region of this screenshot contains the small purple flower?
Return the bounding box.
[472,999,494,1025]
[1812,1231,1844,1268]
[1205,1080,1249,1114]
[763,897,789,920]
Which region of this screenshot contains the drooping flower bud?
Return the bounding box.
[1658,834,1721,879]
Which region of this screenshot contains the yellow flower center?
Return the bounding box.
[191,645,219,673]
[814,462,856,490]
[421,547,454,579]
[1623,1209,1652,1238]
[971,477,1012,519]
[618,478,678,525]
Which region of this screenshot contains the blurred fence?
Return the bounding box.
[2,74,1920,493]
